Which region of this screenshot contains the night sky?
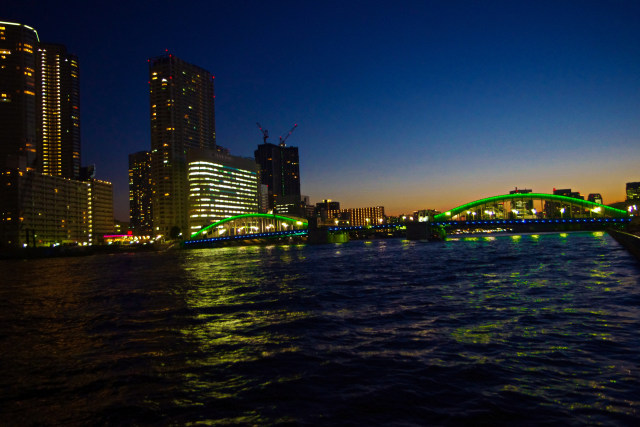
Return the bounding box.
[4,1,640,220]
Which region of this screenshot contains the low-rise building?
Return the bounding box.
[0,168,113,248]
[187,148,259,237]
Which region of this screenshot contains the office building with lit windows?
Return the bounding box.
[37,43,80,179]
[0,21,39,170]
[187,148,259,236]
[0,169,113,248]
[326,206,386,227]
[129,151,153,235]
[626,182,640,202]
[149,53,216,238]
[587,193,603,205]
[254,142,301,210]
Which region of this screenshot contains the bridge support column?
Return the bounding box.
[307,219,350,245]
[406,222,446,241]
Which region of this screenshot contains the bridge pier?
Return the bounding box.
[405,222,446,241]
[307,225,349,244]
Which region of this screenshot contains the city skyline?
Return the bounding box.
[3,1,640,220]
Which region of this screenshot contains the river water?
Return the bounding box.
[1,231,639,425]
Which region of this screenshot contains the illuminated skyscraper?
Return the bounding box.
[129,151,153,235]
[254,142,300,210]
[37,43,80,179]
[149,53,216,238]
[0,21,39,170]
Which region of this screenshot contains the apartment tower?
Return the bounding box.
[0,21,39,170]
[37,43,80,179]
[149,53,216,237]
[128,150,153,235]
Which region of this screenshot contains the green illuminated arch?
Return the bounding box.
[434,193,628,221]
[190,213,308,239]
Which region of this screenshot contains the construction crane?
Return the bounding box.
[279,123,298,146]
[256,122,269,144]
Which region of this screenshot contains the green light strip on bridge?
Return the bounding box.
[433,193,628,221]
[190,213,308,239]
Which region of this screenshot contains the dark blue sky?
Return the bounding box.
[4,1,640,220]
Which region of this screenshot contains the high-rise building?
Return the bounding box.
[187,148,259,238]
[37,43,80,179]
[128,151,153,235]
[149,53,216,238]
[254,142,300,210]
[0,21,39,170]
[0,22,114,248]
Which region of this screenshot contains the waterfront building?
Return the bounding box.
[315,199,341,222]
[274,195,307,217]
[149,53,216,238]
[626,182,640,202]
[0,22,114,248]
[254,142,301,210]
[128,151,153,235]
[113,219,128,235]
[0,169,88,247]
[509,187,532,194]
[553,188,583,199]
[37,43,80,179]
[187,148,259,236]
[413,209,441,222]
[546,188,585,218]
[0,21,39,171]
[88,178,114,244]
[588,193,603,205]
[507,189,534,218]
[0,168,114,248]
[326,206,385,227]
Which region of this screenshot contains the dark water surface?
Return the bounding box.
[1,232,639,425]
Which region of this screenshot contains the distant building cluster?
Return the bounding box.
[129,53,386,240]
[5,20,636,248]
[0,21,113,248]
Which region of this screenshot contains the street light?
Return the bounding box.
[560,207,565,219]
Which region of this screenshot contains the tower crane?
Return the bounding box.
[256,122,269,144]
[279,123,298,146]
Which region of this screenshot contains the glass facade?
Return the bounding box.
[188,153,259,234]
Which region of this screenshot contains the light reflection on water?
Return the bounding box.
[0,232,639,424]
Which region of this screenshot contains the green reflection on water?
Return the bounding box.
[174,247,311,423]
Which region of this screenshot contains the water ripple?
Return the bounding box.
[1,232,639,425]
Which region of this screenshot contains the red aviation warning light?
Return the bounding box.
[257,122,269,144]
[279,123,298,146]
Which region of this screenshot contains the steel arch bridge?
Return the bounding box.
[433,193,628,222]
[189,213,308,240]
